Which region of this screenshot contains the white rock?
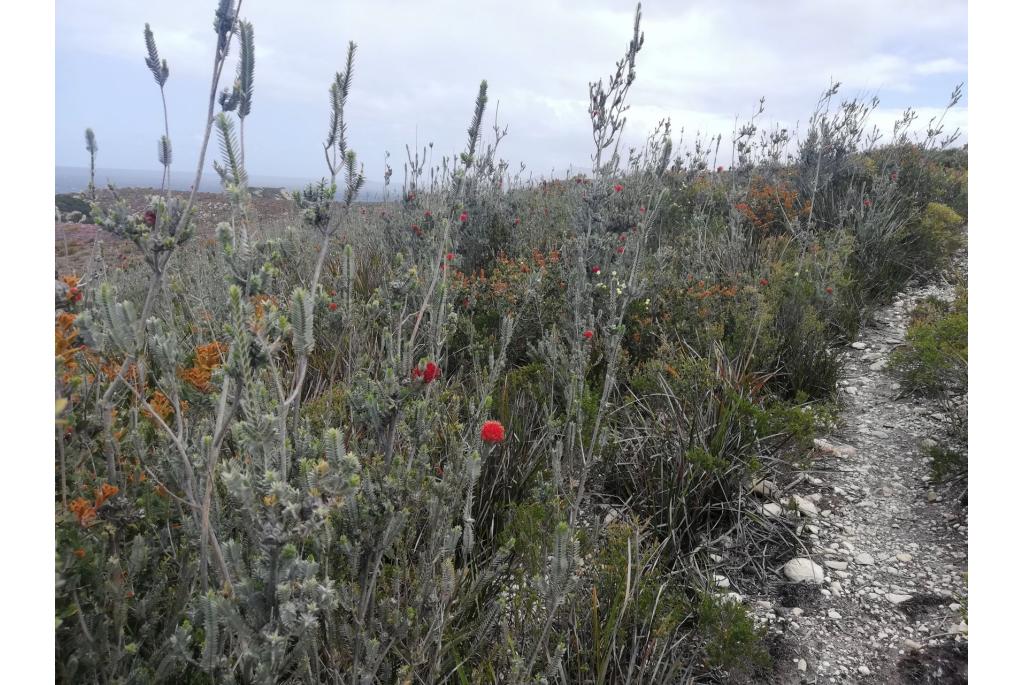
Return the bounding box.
[784,558,825,584]
[786,495,819,516]
[713,574,730,588]
[854,552,875,566]
[896,553,912,563]
[828,609,842,619]
[859,665,871,676]
[750,478,780,498]
[797,659,807,672]
[759,502,783,517]
[791,607,804,617]
[886,593,912,604]
[904,639,923,651]
[825,560,849,571]
[851,342,867,349]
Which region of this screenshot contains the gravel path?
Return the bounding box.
[757,277,968,684]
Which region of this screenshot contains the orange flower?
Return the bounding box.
[69,498,97,526]
[95,483,119,507]
[73,548,86,559]
[147,390,185,422]
[180,341,227,393]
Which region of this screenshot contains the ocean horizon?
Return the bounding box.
[55,166,386,200]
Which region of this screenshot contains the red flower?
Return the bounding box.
[614,184,623,193]
[423,361,440,383]
[759,278,769,287]
[890,172,898,181]
[143,210,156,227]
[328,302,338,311]
[330,290,337,297]
[446,253,455,261]
[863,199,872,207]
[826,286,834,295]
[591,265,601,274]
[481,420,505,444]
[639,206,646,214]
[459,211,469,223]
[717,166,724,173]
[582,329,594,340]
[617,246,624,254]
[513,217,521,225]
[619,233,627,242]
[414,361,441,384]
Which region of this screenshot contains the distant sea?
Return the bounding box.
[55,166,385,200]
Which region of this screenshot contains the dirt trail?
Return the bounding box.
[758,276,968,684]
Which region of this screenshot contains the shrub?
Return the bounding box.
[891,288,967,398]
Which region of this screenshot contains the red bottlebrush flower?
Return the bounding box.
[759,278,769,287]
[463,298,470,308]
[582,329,594,340]
[459,211,469,223]
[717,165,724,173]
[591,265,601,274]
[513,217,521,225]
[826,286,834,295]
[639,206,646,214]
[619,233,627,242]
[890,172,898,181]
[863,199,872,207]
[68,287,83,303]
[617,246,625,254]
[143,210,157,227]
[411,224,420,232]
[481,420,505,444]
[614,184,624,193]
[328,302,338,311]
[446,252,455,261]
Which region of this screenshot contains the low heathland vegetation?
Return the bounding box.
[55,2,966,682]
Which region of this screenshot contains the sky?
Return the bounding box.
[55,0,967,185]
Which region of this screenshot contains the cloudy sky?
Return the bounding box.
[55,0,967,184]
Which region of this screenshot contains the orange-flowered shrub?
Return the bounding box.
[735,177,807,236]
[179,341,228,393]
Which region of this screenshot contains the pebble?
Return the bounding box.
[784,558,825,584]
[851,342,867,349]
[858,665,871,676]
[798,658,807,672]
[828,609,842,619]
[825,560,848,571]
[886,593,912,604]
[854,552,875,565]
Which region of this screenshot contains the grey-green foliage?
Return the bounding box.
[85,127,97,199]
[290,287,315,356]
[236,20,254,119]
[143,23,169,86]
[77,282,142,355]
[158,136,172,167]
[91,194,194,272]
[213,112,247,189]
